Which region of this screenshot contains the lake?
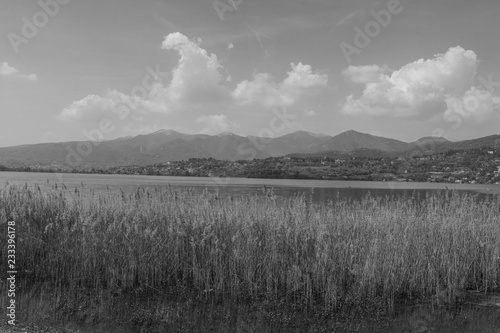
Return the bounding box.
[1,171,500,203]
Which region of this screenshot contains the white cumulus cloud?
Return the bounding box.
[159,32,230,105]
[341,46,499,121]
[61,32,230,121]
[0,62,37,81]
[197,114,239,134]
[60,91,163,122]
[342,64,389,84]
[61,32,329,133]
[233,62,328,107]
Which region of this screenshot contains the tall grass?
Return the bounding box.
[1,185,499,313]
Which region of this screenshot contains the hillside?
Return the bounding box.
[0,130,498,170]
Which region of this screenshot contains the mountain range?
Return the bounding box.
[0,129,499,169]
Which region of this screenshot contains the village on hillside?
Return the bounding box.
[8,146,500,185]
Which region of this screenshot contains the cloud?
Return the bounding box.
[197,114,239,134]
[232,73,287,107]
[342,65,389,84]
[61,32,328,132]
[233,62,328,107]
[226,43,234,50]
[341,46,499,121]
[60,91,162,122]
[62,32,230,121]
[283,62,328,88]
[61,94,115,121]
[159,32,230,105]
[0,62,37,81]
[0,62,17,76]
[444,86,500,123]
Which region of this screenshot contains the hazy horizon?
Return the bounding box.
[0,127,493,149]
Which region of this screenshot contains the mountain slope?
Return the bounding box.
[449,134,500,150]
[0,132,272,168]
[406,137,452,156]
[324,130,409,152]
[265,131,332,156]
[0,130,498,169]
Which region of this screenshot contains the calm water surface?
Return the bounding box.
[1,171,500,203]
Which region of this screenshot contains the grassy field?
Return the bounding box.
[1,185,499,328]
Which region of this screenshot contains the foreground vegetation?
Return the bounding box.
[1,185,500,328]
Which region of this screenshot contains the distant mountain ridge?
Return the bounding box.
[0,130,499,169]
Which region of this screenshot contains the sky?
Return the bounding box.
[1,0,500,148]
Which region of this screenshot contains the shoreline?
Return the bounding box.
[2,170,500,196]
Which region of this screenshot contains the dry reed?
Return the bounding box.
[1,185,499,313]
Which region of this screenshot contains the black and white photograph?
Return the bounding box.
[1,0,500,332]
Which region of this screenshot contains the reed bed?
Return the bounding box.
[1,185,499,313]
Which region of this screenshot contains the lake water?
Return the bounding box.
[1,171,500,203]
